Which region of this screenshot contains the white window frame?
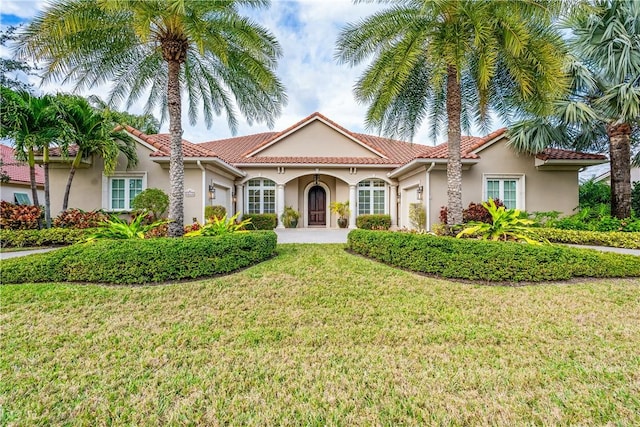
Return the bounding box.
[245,178,276,214]
[101,172,147,212]
[482,174,525,210]
[357,179,387,215]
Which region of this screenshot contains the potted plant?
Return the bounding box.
[281,205,300,228]
[330,201,350,228]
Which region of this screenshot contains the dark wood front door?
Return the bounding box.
[308,186,326,226]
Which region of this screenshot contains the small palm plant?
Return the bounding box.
[87,211,170,240]
[184,213,251,237]
[456,199,543,244]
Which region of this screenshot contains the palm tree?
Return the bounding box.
[508,0,640,219]
[56,95,139,211]
[0,87,61,227]
[336,0,568,225]
[17,0,286,236]
[87,95,160,136]
[0,87,41,208]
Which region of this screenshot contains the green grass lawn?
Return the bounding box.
[2,244,639,425]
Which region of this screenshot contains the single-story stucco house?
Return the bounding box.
[45,112,607,230]
[0,144,44,205]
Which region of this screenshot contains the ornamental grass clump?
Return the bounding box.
[456,199,542,244]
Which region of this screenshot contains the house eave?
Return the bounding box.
[534,158,607,171]
[232,162,400,168]
[151,156,246,177]
[388,158,477,178]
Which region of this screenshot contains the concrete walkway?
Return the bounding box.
[0,247,61,260]
[275,228,350,244]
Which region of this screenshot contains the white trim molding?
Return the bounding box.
[482,173,526,211]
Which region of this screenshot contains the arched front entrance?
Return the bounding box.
[308,185,326,226]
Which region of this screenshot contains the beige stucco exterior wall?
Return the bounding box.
[1,182,44,205]
[47,141,235,224]
[424,139,581,229]
[396,168,425,229]
[255,121,378,158]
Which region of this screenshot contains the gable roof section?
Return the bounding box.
[0,144,44,186]
[199,113,424,166]
[121,125,219,158]
[242,112,390,158]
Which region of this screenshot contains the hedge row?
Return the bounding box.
[532,228,640,249]
[242,213,277,230]
[2,231,277,285]
[347,230,640,282]
[0,228,92,248]
[356,214,391,230]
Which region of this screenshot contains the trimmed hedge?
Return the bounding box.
[2,231,277,285]
[356,214,391,230]
[347,229,640,282]
[242,213,277,230]
[0,228,92,248]
[532,228,640,249]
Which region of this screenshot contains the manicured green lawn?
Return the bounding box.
[2,244,639,425]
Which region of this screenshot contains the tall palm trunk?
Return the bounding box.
[43,145,51,228]
[607,122,631,219]
[166,58,185,237]
[446,65,463,226]
[62,152,83,211]
[27,148,40,208]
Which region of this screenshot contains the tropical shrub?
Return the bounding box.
[440,199,506,224]
[0,227,91,248]
[280,206,300,228]
[409,203,426,230]
[54,208,108,229]
[242,213,277,230]
[2,231,277,285]
[632,181,640,215]
[531,228,640,249]
[205,205,227,221]
[356,214,391,230]
[0,201,42,230]
[131,188,169,221]
[348,229,640,282]
[547,206,640,232]
[330,201,350,219]
[185,213,251,237]
[456,199,541,244]
[579,179,611,209]
[87,212,170,240]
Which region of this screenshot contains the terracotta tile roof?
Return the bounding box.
[199,113,425,166]
[416,128,508,160]
[0,144,44,185]
[119,125,219,158]
[536,147,607,161]
[234,156,400,165]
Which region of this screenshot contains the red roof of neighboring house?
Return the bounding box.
[0,144,44,185]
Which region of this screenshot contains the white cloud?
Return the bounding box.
[0,0,47,19]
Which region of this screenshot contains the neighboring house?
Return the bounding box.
[0,144,44,205]
[46,112,607,230]
[593,167,640,186]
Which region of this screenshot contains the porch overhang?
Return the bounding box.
[534,158,608,171]
[152,156,246,177]
[388,158,478,178]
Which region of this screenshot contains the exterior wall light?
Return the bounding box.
[416,185,423,200]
